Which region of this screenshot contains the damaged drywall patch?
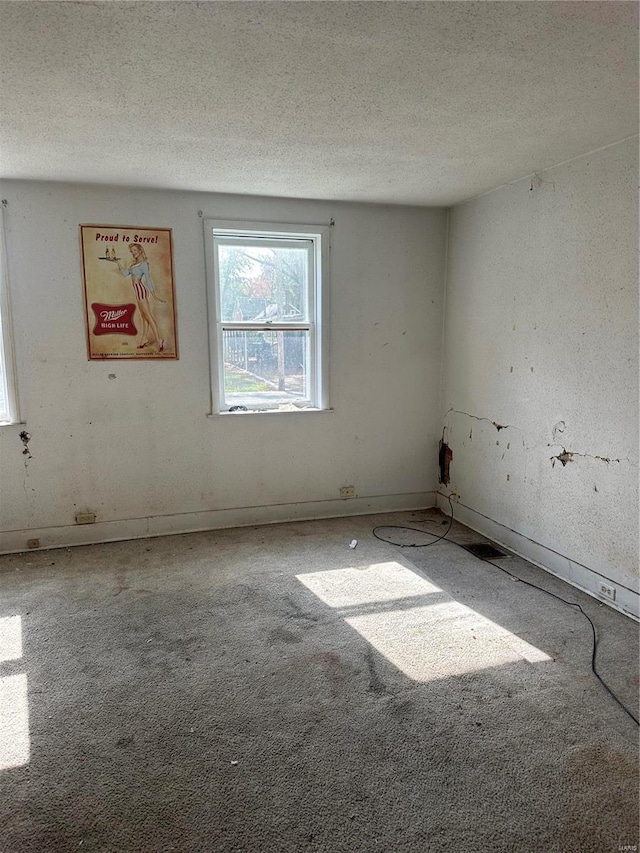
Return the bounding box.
[19,431,32,460]
[550,449,574,467]
[550,446,622,467]
[439,439,453,485]
[549,422,629,467]
[444,408,513,432]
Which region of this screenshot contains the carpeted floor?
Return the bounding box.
[0,509,638,852]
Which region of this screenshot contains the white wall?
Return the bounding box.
[440,138,639,617]
[0,182,447,551]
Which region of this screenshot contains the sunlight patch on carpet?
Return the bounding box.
[297,561,550,682]
[0,673,30,770]
[297,561,441,608]
[0,615,30,770]
[0,615,22,664]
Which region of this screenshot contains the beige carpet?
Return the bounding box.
[0,509,638,852]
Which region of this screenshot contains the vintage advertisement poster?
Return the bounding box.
[80,225,178,359]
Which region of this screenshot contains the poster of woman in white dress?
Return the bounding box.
[80,225,178,359]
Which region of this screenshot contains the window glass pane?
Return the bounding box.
[222,329,310,410]
[218,244,308,323]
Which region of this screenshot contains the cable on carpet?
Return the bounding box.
[372,496,640,727]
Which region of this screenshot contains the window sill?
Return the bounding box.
[0,420,26,430]
[207,408,333,419]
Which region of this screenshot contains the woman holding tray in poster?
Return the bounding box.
[111,243,164,351]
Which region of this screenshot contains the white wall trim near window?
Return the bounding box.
[204,219,330,415]
[0,206,20,426]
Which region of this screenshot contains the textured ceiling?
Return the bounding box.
[0,1,637,205]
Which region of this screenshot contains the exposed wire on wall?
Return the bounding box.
[372,494,639,728]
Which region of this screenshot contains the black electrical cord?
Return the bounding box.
[372,495,639,727]
[373,504,454,549]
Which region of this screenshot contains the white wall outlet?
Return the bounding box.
[599,582,616,601]
[339,486,356,499]
[75,511,96,525]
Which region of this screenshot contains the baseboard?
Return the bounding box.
[0,491,436,556]
[436,493,639,621]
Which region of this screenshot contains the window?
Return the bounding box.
[0,208,19,425]
[205,220,329,414]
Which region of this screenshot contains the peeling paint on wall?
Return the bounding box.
[444,408,511,431]
[441,139,638,592]
[550,449,574,467]
[19,431,32,460]
[550,446,622,467]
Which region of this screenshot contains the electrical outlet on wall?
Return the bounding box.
[75,512,96,525]
[339,486,356,499]
[599,582,616,602]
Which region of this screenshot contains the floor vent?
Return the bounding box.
[466,543,508,560]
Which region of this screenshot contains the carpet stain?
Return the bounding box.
[364,646,391,696]
[559,744,639,851]
[212,582,259,607]
[281,594,319,624]
[308,651,349,683]
[270,627,302,645]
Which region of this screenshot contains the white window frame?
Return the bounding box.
[0,207,20,426]
[204,219,330,415]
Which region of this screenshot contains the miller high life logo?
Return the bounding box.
[91,303,137,336]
